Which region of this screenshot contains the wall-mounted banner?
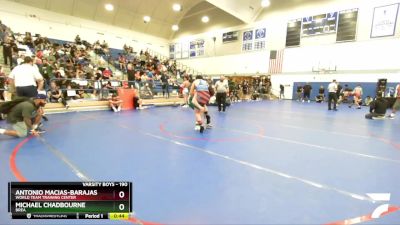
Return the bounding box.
[243,30,253,41]
[371,3,399,38]
[255,28,266,39]
[189,39,205,58]
[242,30,254,52]
[222,31,239,43]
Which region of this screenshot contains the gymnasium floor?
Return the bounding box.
[1,100,400,225]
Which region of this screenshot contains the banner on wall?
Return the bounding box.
[242,30,253,51]
[222,31,239,43]
[242,29,266,52]
[189,39,205,58]
[371,3,399,38]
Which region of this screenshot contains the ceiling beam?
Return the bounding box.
[111,0,120,25]
[70,0,76,16]
[205,0,254,24]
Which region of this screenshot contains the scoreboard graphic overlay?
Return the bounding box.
[9,182,132,220]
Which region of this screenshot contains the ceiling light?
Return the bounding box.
[105,3,114,11]
[261,0,270,8]
[143,16,151,23]
[172,3,182,12]
[201,16,209,23]
[172,25,179,31]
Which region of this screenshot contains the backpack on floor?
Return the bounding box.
[0,97,30,114]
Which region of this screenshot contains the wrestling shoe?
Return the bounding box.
[388,113,396,119]
[199,125,205,133]
[194,124,201,131]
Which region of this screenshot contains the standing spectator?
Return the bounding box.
[388,83,400,119]
[296,84,303,101]
[279,84,284,100]
[302,83,312,103]
[160,73,170,98]
[8,56,44,98]
[126,64,135,88]
[365,94,388,119]
[215,76,229,112]
[336,82,343,102]
[328,79,338,111]
[2,36,13,68]
[349,84,363,109]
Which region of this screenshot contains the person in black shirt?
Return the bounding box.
[2,36,13,67]
[160,73,169,98]
[279,84,284,99]
[316,85,325,103]
[365,94,388,119]
[126,64,135,88]
[336,82,342,101]
[302,83,312,103]
[296,85,303,101]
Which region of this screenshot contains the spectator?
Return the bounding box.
[161,73,169,98]
[302,82,312,103]
[140,83,153,99]
[316,85,325,103]
[127,64,135,88]
[365,94,388,119]
[279,84,284,100]
[364,96,373,106]
[0,66,5,101]
[48,81,69,109]
[296,84,303,101]
[2,36,14,68]
[388,83,400,119]
[109,93,123,112]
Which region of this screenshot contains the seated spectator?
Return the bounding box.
[316,85,325,103]
[365,94,388,119]
[140,83,153,99]
[109,93,122,112]
[48,81,69,109]
[102,68,112,79]
[364,96,373,106]
[0,66,5,101]
[133,89,143,110]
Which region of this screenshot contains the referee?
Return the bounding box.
[328,79,338,111]
[8,56,44,97]
[215,76,229,112]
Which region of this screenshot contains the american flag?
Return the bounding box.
[268,49,284,74]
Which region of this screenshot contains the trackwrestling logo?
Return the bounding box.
[367,193,391,218]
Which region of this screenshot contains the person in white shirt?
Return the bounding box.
[328,79,338,111]
[214,76,229,112]
[389,84,400,118]
[8,56,44,98]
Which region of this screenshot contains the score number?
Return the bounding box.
[116,190,128,211]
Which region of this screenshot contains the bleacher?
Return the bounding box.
[0,23,191,113]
